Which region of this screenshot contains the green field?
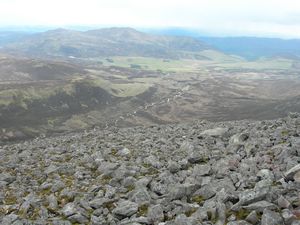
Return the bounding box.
[214,58,294,70]
[101,56,198,72]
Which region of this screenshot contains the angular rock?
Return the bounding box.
[284,164,300,181]
[227,221,251,225]
[192,164,211,176]
[261,209,284,225]
[216,202,227,225]
[294,171,300,183]
[47,194,58,210]
[147,204,164,224]
[118,147,131,156]
[89,198,107,209]
[281,209,297,224]
[61,203,77,217]
[51,219,72,225]
[229,133,249,145]
[167,161,181,173]
[200,127,228,137]
[144,155,162,169]
[180,141,194,153]
[190,206,208,221]
[0,173,16,184]
[257,169,274,181]
[277,195,291,209]
[113,200,138,218]
[242,201,278,212]
[68,213,89,224]
[168,183,200,200]
[245,210,259,224]
[231,187,269,210]
[130,187,151,204]
[193,183,216,200]
[135,177,152,188]
[91,215,107,225]
[1,214,19,224]
[174,214,193,225]
[51,180,65,192]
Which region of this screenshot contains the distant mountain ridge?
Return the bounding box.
[1,27,212,59]
[142,28,300,60]
[199,36,300,60]
[2,27,300,60]
[0,31,30,46]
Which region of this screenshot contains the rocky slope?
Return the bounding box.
[1,113,300,224]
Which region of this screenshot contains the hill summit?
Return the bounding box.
[1,113,300,224]
[2,27,212,59]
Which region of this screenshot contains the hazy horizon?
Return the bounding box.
[0,0,300,39]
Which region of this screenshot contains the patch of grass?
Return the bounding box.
[110,83,151,97]
[226,209,261,223]
[22,126,40,136]
[79,74,151,97]
[38,187,52,197]
[190,195,205,205]
[0,207,7,216]
[126,184,135,192]
[137,204,149,217]
[145,167,159,176]
[142,163,151,168]
[103,201,116,212]
[207,210,217,224]
[233,209,251,220]
[110,149,118,156]
[57,196,74,208]
[185,207,197,217]
[140,164,159,176]
[4,193,17,205]
[100,175,112,185]
[164,212,176,221]
[63,115,88,130]
[60,175,74,188]
[18,206,40,220]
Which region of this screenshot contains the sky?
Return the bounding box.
[0,0,300,38]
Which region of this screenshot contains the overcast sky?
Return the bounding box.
[0,0,300,38]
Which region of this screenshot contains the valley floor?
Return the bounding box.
[1,63,300,143]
